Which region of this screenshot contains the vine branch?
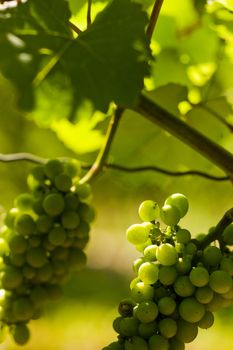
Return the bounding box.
[87,0,92,27]
[69,21,83,35]
[0,153,46,164]
[146,0,164,40]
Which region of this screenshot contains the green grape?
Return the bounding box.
[52,260,68,277]
[203,246,222,266]
[37,263,53,282]
[67,248,87,271]
[158,296,176,315]
[158,318,177,338]
[72,237,89,249]
[64,159,81,178]
[113,316,123,333]
[78,203,95,223]
[131,282,154,303]
[104,341,124,350]
[30,165,46,182]
[178,298,205,323]
[175,229,191,244]
[71,220,90,239]
[10,253,26,267]
[48,226,66,246]
[138,200,160,222]
[138,262,159,284]
[119,317,139,336]
[220,257,233,276]
[4,208,19,229]
[118,299,135,317]
[195,286,214,304]
[206,293,226,312]
[189,267,209,287]
[160,205,181,226]
[175,257,191,275]
[8,234,27,254]
[197,310,214,329]
[148,334,169,350]
[61,211,80,229]
[154,286,170,301]
[134,301,158,323]
[29,236,41,248]
[165,193,189,218]
[222,287,233,299]
[23,265,36,280]
[169,338,185,350]
[209,270,233,294]
[64,193,79,211]
[156,244,178,266]
[0,238,8,256]
[51,247,69,261]
[174,276,195,297]
[14,193,33,211]
[136,239,152,253]
[11,324,30,345]
[159,266,177,285]
[26,247,47,268]
[30,286,49,307]
[12,298,34,321]
[143,245,157,261]
[75,183,91,200]
[185,242,197,256]
[44,159,64,179]
[176,319,198,343]
[36,215,53,233]
[133,258,145,273]
[54,173,72,192]
[125,336,148,350]
[126,224,149,245]
[43,193,65,216]
[223,223,233,245]
[175,243,185,254]
[2,266,23,289]
[138,321,157,339]
[33,197,46,215]
[130,277,141,290]
[15,214,36,236]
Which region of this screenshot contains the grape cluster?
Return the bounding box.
[0,159,94,345]
[103,194,233,350]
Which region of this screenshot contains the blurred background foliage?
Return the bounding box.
[0,0,233,349]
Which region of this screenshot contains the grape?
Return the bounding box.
[148,334,169,350]
[64,193,79,211]
[220,257,233,276]
[159,266,177,285]
[0,238,8,256]
[131,282,154,303]
[206,293,226,312]
[119,317,139,336]
[185,242,197,256]
[4,208,19,229]
[30,165,46,182]
[134,301,158,323]
[30,286,49,307]
[118,299,135,317]
[160,205,181,226]
[36,215,53,233]
[209,270,233,294]
[43,193,65,217]
[14,193,33,211]
[174,276,195,297]
[178,298,205,323]
[54,173,72,192]
[67,248,87,271]
[176,319,198,343]
[138,262,159,284]
[158,318,177,338]
[197,310,214,329]
[169,338,184,350]
[175,257,191,275]
[61,211,80,229]
[133,258,145,273]
[165,193,189,218]
[126,224,149,245]
[113,317,123,333]
[104,342,124,350]
[23,265,36,280]
[138,321,157,338]
[11,324,30,345]
[125,336,148,350]
[8,234,27,254]
[44,159,64,179]
[26,247,47,268]
[143,245,157,261]
[15,214,36,236]
[195,286,214,304]
[223,223,233,245]
[2,267,23,290]
[189,267,209,287]
[10,253,26,267]
[48,226,66,246]
[37,263,53,282]
[158,296,176,315]
[76,183,92,200]
[138,200,160,222]
[64,159,81,178]
[222,287,233,299]
[12,298,34,321]
[156,244,178,266]
[203,246,222,266]
[154,286,170,301]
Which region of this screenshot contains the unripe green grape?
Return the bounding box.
[138,262,159,284]
[158,318,177,338]
[198,310,214,329]
[12,298,34,321]
[67,248,86,271]
[179,298,205,323]
[0,238,8,256]
[134,301,158,323]
[43,237,55,251]
[30,165,46,182]
[195,286,214,304]
[185,242,197,255]
[64,159,81,178]
[130,277,141,290]
[54,173,72,192]
[119,316,139,336]
[49,226,66,246]
[220,257,233,276]
[126,224,149,245]
[10,253,26,267]
[125,336,148,350]
[44,159,64,179]
[51,247,69,261]
[133,257,145,273]
[43,193,65,216]
[64,193,79,211]
[33,197,45,215]
[78,203,95,223]
[23,265,36,280]
[8,234,27,254]
[52,260,68,276]
[203,246,222,266]
[175,243,185,254]
[26,247,47,268]
[158,296,176,315]
[2,266,23,289]
[104,342,124,350]
[138,321,157,339]
[76,183,92,200]
[206,293,226,312]
[113,316,123,333]
[36,215,53,233]
[156,243,178,266]
[209,270,233,293]
[165,193,189,218]
[159,266,177,285]
[154,286,170,301]
[174,276,195,297]
[222,287,233,299]
[37,263,53,282]
[136,239,152,253]
[73,237,89,249]
[148,334,169,350]
[61,211,80,229]
[169,338,185,350]
[175,257,191,275]
[138,200,160,222]
[131,282,154,303]
[30,286,49,307]
[143,245,157,261]
[189,267,209,287]
[29,236,41,248]
[15,214,36,235]
[118,299,135,317]
[11,324,30,345]
[223,223,233,245]
[160,205,181,226]
[14,193,33,211]
[175,229,191,244]
[176,319,198,343]
[71,220,90,239]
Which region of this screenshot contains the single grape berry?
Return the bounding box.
[138,200,160,222]
[160,205,181,226]
[165,193,189,218]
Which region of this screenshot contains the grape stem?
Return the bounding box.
[69,21,83,35]
[193,207,233,249]
[0,153,46,164]
[87,0,92,27]
[146,0,164,40]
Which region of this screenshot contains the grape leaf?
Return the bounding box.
[0,0,150,122]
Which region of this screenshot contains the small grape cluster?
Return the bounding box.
[0,159,94,345]
[104,194,233,350]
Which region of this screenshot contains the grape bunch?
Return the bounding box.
[0,159,94,345]
[103,194,233,350]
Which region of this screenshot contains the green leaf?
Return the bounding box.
[0,0,150,122]
[210,0,233,11]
